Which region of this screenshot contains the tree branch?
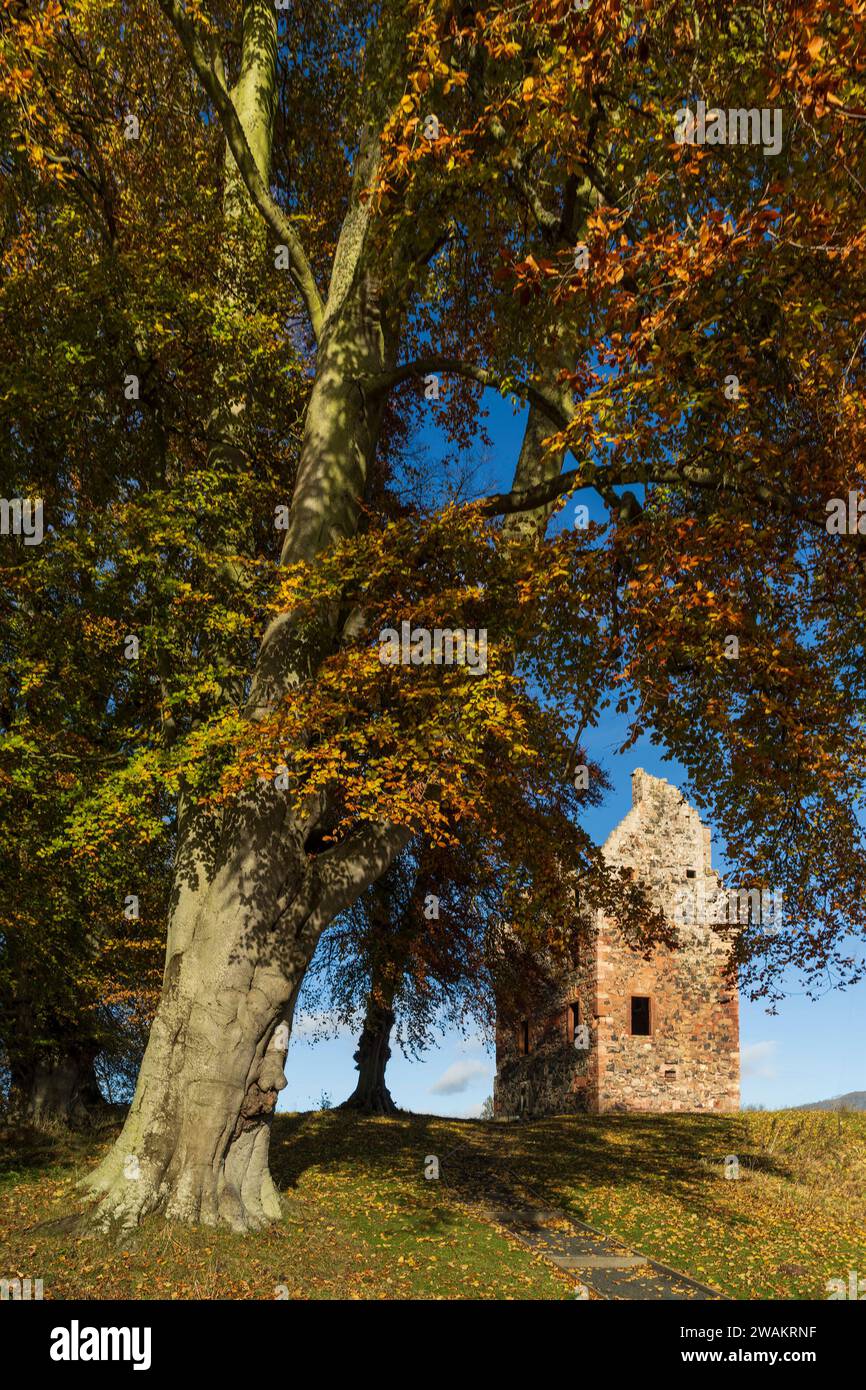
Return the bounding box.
[487,117,562,235]
[480,466,588,517]
[361,355,571,425]
[364,358,830,537]
[363,357,633,515]
[480,455,836,540]
[156,0,325,340]
[310,821,413,933]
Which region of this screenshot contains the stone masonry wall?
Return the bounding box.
[494,770,740,1117]
[494,957,595,1118]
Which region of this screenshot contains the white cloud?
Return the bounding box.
[741,1040,778,1080]
[429,1058,490,1095]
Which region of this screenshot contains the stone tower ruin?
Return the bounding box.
[494,769,740,1116]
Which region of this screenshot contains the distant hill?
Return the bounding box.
[792,1091,866,1112]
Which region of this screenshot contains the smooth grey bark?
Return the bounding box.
[78,1,597,1234]
[79,9,410,1233]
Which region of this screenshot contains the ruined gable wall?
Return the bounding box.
[494,770,740,1117]
[594,770,739,1113]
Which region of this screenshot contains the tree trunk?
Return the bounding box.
[12,1044,104,1129]
[80,929,298,1230]
[78,315,401,1229]
[80,784,324,1230]
[79,782,407,1231]
[5,987,107,1128]
[77,8,411,1233]
[340,995,398,1116]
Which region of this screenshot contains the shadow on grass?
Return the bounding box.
[270,1110,500,1242]
[270,1108,792,1232]
[2,1107,795,1247]
[0,1117,121,1180]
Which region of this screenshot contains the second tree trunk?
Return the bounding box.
[340,995,398,1116]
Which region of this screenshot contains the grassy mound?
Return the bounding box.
[1,1108,863,1300]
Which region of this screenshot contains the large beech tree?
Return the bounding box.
[3,0,866,1232]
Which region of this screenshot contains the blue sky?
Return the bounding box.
[279,390,865,1117]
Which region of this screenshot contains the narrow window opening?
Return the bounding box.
[686,869,696,878]
[631,996,652,1036]
[568,1001,580,1042]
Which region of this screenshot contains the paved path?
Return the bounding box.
[484,1203,728,1300]
[438,1137,729,1300]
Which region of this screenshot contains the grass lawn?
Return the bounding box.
[451,1108,866,1300]
[0,1108,863,1300]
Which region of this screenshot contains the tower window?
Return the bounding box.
[520,1020,530,1055]
[686,869,696,878]
[631,996,652,1036]
[567,1001,580,1042]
